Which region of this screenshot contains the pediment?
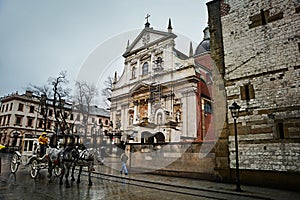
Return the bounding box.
[123,28,177,57]
[129,82,150,95]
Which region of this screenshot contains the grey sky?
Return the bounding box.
[0,0,209,107]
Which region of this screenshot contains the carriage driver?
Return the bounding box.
[38,132,48,157]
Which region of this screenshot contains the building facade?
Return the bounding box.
[110,19,213,144]
[108,18,220,175]
[207,0,300,189]
[0,91,110,151]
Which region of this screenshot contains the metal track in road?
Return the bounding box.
[79,171,274,200]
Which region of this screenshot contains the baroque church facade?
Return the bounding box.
[110,18,213,145]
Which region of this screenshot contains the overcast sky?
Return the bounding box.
[0,0,209,107]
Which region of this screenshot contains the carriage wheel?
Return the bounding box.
[54,165,62,177]
[10,153,19,173]
[30,159,39,179]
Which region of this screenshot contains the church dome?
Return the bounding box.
[195,26,210,55]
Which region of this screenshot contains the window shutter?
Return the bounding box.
[240,86,246,100]
[249,84,255,99]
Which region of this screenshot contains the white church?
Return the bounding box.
[110,17,213,144]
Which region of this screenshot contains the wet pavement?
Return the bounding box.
[1,153,300,200]
[94,160,300,200]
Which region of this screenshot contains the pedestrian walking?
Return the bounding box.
[120,152,128,175]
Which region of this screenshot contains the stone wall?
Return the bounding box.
[207,0,230,181]
[127,142,217,179]
[229,134,300,172]
[207,0,300,188]
[221,0,300,173]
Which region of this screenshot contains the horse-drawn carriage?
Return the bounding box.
[10,136,62,178]
[10,134,101,187]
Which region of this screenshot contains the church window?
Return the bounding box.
[204,102,212,114]
[142,62,149,75]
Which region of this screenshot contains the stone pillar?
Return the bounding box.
[148,99,151,122]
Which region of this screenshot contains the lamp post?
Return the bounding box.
[229,101,242,192]
[40,93,48,133]
[99,121,103,145]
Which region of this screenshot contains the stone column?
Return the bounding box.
[147,99,151,122]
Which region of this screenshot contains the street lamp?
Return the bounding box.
[40,93,48,132]
[99,121,103,145]
[229,101,242,192]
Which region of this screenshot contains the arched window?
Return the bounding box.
[142,62,149,75]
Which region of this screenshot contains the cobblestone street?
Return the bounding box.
[1,153,300,200]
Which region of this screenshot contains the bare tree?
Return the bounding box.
[27,71,72,136]
[50,71,72,135]
[74,81,98,138]
[101,76,113,109]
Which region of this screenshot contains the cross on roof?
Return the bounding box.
[145,14,150,23]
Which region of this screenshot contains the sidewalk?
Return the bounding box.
[93,163,300,200]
